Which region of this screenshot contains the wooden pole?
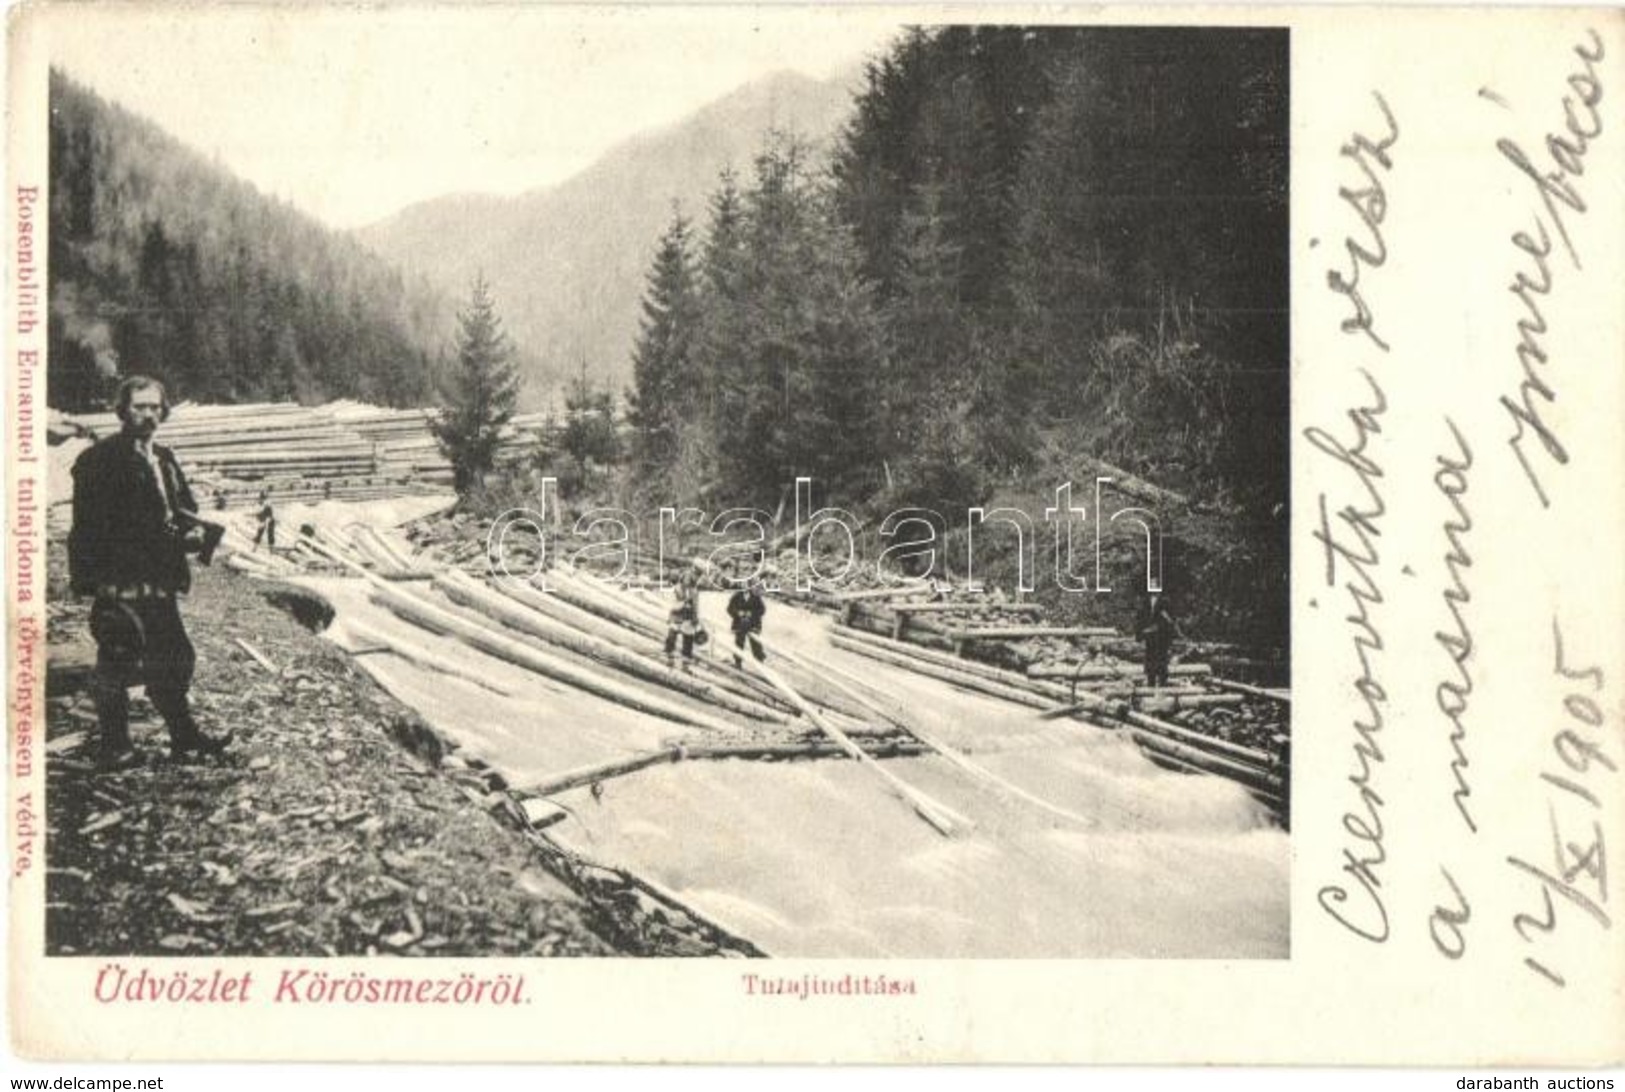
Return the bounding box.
[748,658,968,838]
[520,737,933,797]
[1118,709,1274,769]
[234,638,278,674]
[771,641,1100,831]
[943,625,1120,641]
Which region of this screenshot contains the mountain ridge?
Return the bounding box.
[355,67,862,406]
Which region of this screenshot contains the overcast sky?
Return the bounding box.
[45,5,904,229]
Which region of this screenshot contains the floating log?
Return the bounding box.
[832,628,1270,779]
[1126,727,1280,793]
[520,737,934,798]
[833,627,1077,703]
[502,575,793,713]
[686,739,929,761]
[495,575,664,645]
[234,638,278,674]
[340,619,516,697]
[829,584,934,603]
[370,582,742,734]
[1119,709,1273,770]
[887,602,1045,615]
[945,625,1119,641]
[353,526,415,571]
[1134,694,1245,713]
[522,746,688,796]
[829,632,1059,711]
[566,573,803,709]
[348,529,407,573]
[537,567,669,635]
[297,534,741,734]
[1208,677,1292,703]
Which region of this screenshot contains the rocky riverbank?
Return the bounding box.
[43,540,758,958]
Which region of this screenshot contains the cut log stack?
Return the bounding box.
[318,402,452,484]
[62,400,465,501]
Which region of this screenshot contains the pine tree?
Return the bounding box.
[563,362,621,470]
[626,209,700,484]
[433,274,521,493]
[704,136,890,507]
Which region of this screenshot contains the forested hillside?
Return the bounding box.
[47,69,449,410]
[623,27,1288,646]
[628,27,1287,512]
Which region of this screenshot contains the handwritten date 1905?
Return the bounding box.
[1509,619,1616,988]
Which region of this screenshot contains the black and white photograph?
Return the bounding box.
[36,16,1289,961]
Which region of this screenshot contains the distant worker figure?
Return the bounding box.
[727,577,767,669]
[68,375,232,769]
[252,489,276,551]
[1137,589,1181,689]
[664,569,701,673]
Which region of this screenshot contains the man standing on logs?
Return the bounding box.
[727,577,767,669]
[252,489,277,550]
[1137,589,1180,689]
[69,376,233,770]
[664,568,702,673]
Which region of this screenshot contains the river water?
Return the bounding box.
[305,552,1289,959]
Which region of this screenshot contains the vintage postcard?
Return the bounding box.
[4,0,1621,1067]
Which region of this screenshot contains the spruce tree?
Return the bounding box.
[626,209,700,484]
[433,274,520,493]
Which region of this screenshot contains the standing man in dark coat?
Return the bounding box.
[727,577,767,669]
[69,376,232,769]
[1137,589,1179,689]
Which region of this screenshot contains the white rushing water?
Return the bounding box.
[305,559,1289,958]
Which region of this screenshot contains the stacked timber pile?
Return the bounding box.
[318,402,450,485]
[66,402,378,481]
[502,413,552,466]
[60,400,462,501]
